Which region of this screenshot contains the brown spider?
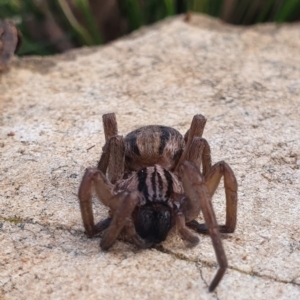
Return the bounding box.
[78,113,238,292]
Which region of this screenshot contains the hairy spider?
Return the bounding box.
[78,113,238,292]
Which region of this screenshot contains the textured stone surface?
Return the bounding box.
[1,14,300,299]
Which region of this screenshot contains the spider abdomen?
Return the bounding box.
[124,125,184,171]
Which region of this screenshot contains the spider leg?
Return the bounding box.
[184,114,207,143]
[175,212,199,247]
[187,137,205,169]
[97,113,118,173]
[188,161,238,234]
[187,137,212,176]
[107,135,125,184]
[103,113,118,141]
[100,191,146,250]
[97,113,125,183]
[78,168,114,236]
[175,114,211,175]
[179,161,227,292]
[94,218,112,233]
[124,219,153,249]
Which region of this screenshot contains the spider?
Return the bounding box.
[78,113,238,292]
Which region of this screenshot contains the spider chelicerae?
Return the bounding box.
[78,113,238,291]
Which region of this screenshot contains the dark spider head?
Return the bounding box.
[135,203,172,244]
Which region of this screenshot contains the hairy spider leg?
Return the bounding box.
[107,135,125,184]
[187,137,212,176]
[172,139,207,234]
[78,168,113,237]
[79,169,151,250]
[179,161,227,292]
[174,211,200,247]
[100,191,151,250]
[188,161,238,234]
[98,113,118,173]
[184,114,207,142]
[103,113,118,141]
[186,137,205,169]
[175,114,211,175]
[97,113,125,183]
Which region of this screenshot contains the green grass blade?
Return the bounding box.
[74,0,103,44]
[232,0,252,24]
[57,0,94,46]
[2,0,21,13]
[122,0,143,30]
[255,0,276,22]
[192,0,210,13]
[17,34,56,56]
[269,0,285,21]
[164,0,176,16]
[209,0,223,17]
[242,0,260,24]
[274,0,300,22]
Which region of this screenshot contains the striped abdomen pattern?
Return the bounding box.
[118,165,183,205]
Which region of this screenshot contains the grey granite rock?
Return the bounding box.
[1,14,300,299]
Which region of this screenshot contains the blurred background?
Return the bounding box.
[1,0,300,56]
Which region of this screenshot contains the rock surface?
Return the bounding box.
[1,14,300,299]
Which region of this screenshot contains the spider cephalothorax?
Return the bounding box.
[78,113,238,292]
[116,164,183,244]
